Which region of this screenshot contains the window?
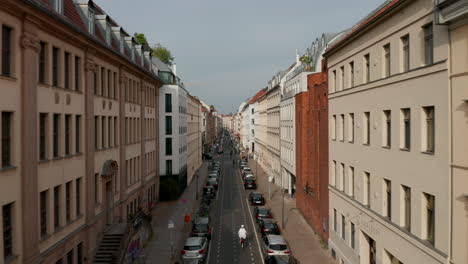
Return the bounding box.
[339,114,344,141]
[114,117,118,146]
[107,70,111,98]
[364,172,370,207]
[383,44,391,77]
[166,160,172,176]
[65,181,71,222]
[53,114,60,157]
[331,161,336,186]
[93,71,97,95]
[76,115,81,153]
[113,72,117,99]
[349,61,354,87]
[40,190,48,237]
[75,56,81,91]
[423,24,433,65]
[341,215,346,239]
[64,52,71,89]
[351,222,355,249]
[402,185,411,231]
[423,106,434,153]
[67,250,73,264]
[77,242,83,264]
[348,166,354,197]
[94,116,99,149]
[76,178,81,216]
[52,0,63,13]
[333,209,337,232]
[105,23,111,45]
[54,185,60,230]
[401,108,411,150]
[1,26,12,77]
[65,114,71,155]
[165,138,172,155]
[88,8,95,34]
[364,53,370,83]
[39,113,47,160]
[423,193,435,244]
[401,35,410,72]
[384,179,391,220]
[52,47,59,87]
[101,67,105,96]
[348,113,354,142]
[2,203,13,258]
[94,173,99,204]
[363,112,370,145]
[340,66,344,90]
[383,110,391,148]
[332,70,336,92]
[2,112,12,167]
[339,163,345,191]
[165,94,172,112]
[39,42,47,84]
[332,115,336,140]
[166,116,172,135]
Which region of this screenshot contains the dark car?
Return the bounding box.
[206,178,219,190]
[244,178,257,189]
[259,219,280,236]
[254,207,273,223]
[191,216,212,239]
[264,255,297,264]
[202,186,216,199]
[249,192,265,205]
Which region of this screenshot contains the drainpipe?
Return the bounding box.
[447,26,454,264]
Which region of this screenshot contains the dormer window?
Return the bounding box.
[120,35,124,53]
[52,0,64,14]
[88,8,95,34]
[131,48,135,60]
[105,23,111,45]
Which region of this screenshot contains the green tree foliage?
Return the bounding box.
[133,33,148,45]
[152,44,174,65]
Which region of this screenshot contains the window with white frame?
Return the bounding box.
[422,106,434,153]
[363,112,370,145]
[332,115,336,140]
[88,9,95,34]
[339,114,344,141]
[400,108,411,150]
[383,110,391,148]
[348,113,354,142]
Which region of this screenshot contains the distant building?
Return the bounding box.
[187,95,202,184]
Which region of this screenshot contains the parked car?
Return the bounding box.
[244,178,257,189]
[258,219,281,236]
[264,255,297,264]
[202,186,216,199]
[243,173,255,181]
[261,235,291,256]
[207,178,219,190]
[181,237,209,263]
[208,173,219,181]
[249,192,265,205]
[209,170,220,177]
[254,207,273,224]
[242,167,252,176]
[191,216,212,239]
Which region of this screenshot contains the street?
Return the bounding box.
[207,146,264,264]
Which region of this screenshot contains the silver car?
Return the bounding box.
[181,237,209,263]
[261,235,291,256]
[208,173,219,181]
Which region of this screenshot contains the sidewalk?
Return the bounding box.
[248,159,334,264]
[144,161,209,264]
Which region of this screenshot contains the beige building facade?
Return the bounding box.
[0,0,161,263]
[254,93,269,171]
[326,0,451,263]
[187,95,202,184]
[266,79,282,186]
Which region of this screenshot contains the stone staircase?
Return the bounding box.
[93,224,127,264]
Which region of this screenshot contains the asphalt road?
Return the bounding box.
[207,143,264,264]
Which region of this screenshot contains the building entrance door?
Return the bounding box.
[106,182,113,225]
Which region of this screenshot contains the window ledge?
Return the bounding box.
[52,156,63,161]
[421,151,434,155]
[348,140,354,144]
[0,165,16,172]
[400,148,410,152]
[362,143,370,146]
[339,139,344,142]
[39,159,50,164]
[0,75,17,82]
[382,146,391,149]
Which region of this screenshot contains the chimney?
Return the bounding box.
[172,63,177,76]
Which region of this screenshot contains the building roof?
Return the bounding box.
[249,88,267,104]
[324,0,404,56]
[25,0,159,80]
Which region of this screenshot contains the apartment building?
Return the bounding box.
[266,74,282,186]
[436,1,468,263]
[254,91,268,171]
[158,60,188,198]
[187,95,202,184]
[326,0,449,263]
[0,0,161,263]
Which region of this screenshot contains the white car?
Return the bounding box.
[181,237,209,263]
[261,235,291,256]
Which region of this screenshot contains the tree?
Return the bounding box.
[133,33,148,45]
[152,44,174,65]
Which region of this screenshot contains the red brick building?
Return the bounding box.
[295,70,329,243]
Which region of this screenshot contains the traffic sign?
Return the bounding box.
[168,219,174,229]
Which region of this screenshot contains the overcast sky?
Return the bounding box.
[95,0,385,114]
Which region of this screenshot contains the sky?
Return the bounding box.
[95,0,385,114]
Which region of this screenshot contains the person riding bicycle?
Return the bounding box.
[238,225,247,246]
